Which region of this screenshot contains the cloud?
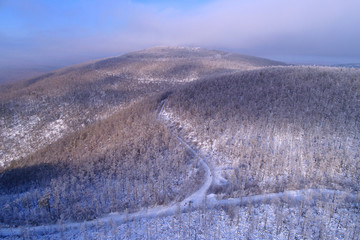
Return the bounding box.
[1,0,360,68]
[123,0,360,56]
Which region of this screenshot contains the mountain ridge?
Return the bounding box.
[0,47,285,168]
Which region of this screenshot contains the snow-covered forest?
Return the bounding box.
[1,47,359,239]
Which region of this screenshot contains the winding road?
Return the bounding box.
[0,101,359,237]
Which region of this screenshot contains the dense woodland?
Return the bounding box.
[0,65,174,167]
[0,96,203,226]
[1,48,359,239]
[166,66,360,197]
[1,47,280,168]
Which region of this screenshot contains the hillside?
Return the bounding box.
[0,96,206,226]
[0,47,284,168]
[1,48,359,239]
[164,66,360,196]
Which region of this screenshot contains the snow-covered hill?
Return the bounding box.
[1,47,359,239]
[0,47,284,167]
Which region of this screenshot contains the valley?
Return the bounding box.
[0,47,359,239]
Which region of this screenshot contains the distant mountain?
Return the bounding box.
[332,63,360,68]
[0,65,59,85]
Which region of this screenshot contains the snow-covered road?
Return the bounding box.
[1,101,359,237]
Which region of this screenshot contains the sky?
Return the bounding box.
[1,0,360,77]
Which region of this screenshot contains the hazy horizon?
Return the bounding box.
[1,48,360,85]
[1,0,360,83]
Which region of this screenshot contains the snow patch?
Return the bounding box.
[0,116,68,167]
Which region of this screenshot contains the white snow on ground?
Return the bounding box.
[158,100,213,207]
[94,105,124,121]
[175,136,212,207]
[94,67,199,84]
[0,116,68,167]
[42,119,67,140]
[0,98,133,167]
[137,75,199,84]
[1,101,359,239]
[0,101,213,237]
[1,189,358,239]
[160,104,229,186]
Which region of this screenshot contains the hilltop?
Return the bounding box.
[0,47,284,168]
